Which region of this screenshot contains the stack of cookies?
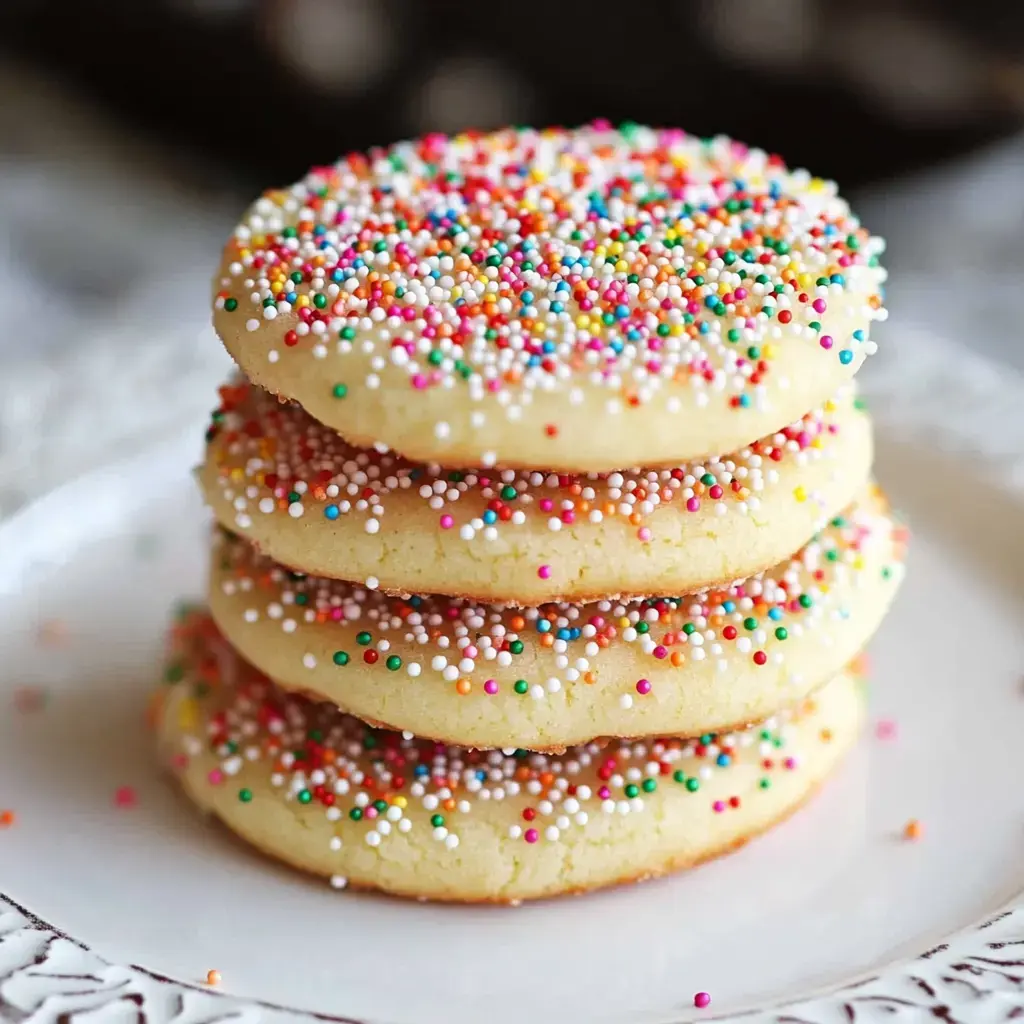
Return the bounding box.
[156,123,906,903]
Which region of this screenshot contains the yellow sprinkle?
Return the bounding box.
[393,796,407,809]
[793,486,807,502]
[178,699,198,730]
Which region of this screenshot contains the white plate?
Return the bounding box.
[1,423,1024,1024]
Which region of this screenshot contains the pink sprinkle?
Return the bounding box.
[783,756,797,770]
[812,298,827,314]
[484,679,498,695]
[171,754,188,770]
[597,786,611,800]
[694,992,711,1009]
[539,498,554,512]
[712,800,725,813]
[13,686,47,713]
[875,719,898,741]
[819,335,833,350]
[439,515,454,529]
[636,679,651,695]
[653,646,668,659]
[114,786,137,808]
[207,770,224,785]
[537,565,552,580]
[686,497,700,512]
[524,828,539,844]
[637,527,652,542]
[709,485,723,499]
[411,374,428,390]
[365,807,378,819]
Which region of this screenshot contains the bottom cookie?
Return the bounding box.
[154,609,865,903]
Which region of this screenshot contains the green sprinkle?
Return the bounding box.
[744,617,758,631]
[685,778,700,793]
[238,788,252,803]
[641,778,657,793]
[514,679,529,695]
[509,640,524,655]
[624,784,639,798]
[333,651,350,666]
[332,383,348,399]
[774,627,788,641]
[430,814,445,827]
[223,297,238,312]
[673,770,686,783]
[386,655,402,671]
[349,808,362,821]
[298,790,312,804]
[356,631,372,646]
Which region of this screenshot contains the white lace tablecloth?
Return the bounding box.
[2,65,1022,517]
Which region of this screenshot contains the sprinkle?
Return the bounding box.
[37,619,69,647]
[13,686,47,713]
[537,565,552,580]
[0,811,14,827]
[114,786,137,809]
[875,719,898,741]
[694,992,711,1009]
[206,970,222,986]
[903,819,923,841]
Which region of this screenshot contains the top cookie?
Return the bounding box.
[213,122,887,472]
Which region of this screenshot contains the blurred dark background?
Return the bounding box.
[4,0,1024,194]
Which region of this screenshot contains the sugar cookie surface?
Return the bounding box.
[207,487,903,749]
[156,610,864,903]
[212,123,886,471]
[200,379,872,602]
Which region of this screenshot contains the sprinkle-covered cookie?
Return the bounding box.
[155,610,865,903]
[200,378,872,602]
[212,122,887,472]
[206,487,903,749]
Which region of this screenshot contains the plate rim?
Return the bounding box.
[2,430,1024,1023]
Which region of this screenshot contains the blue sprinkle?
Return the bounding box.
[739,394,751,408]
[483,510,497,525]
[768,607,783,621]
[852,329,865,342]
[324,505,340,521]
[537,619,551,633]
[557,629,571,641]
[615,304,630,319]
[839,349,854,365]
[550,301,564,314]
[723,600,736,614]
[717,754,731,767]
[521,290,534,304]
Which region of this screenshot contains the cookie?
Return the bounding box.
[212,123,887,472]
[200,378,872,602]
[206,486,903,750]
[155,610,865,903]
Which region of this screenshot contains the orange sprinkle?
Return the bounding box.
[903,819,923,841]
[456,679,471,696]
[0,810,14,827]
[206,970,222,986]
